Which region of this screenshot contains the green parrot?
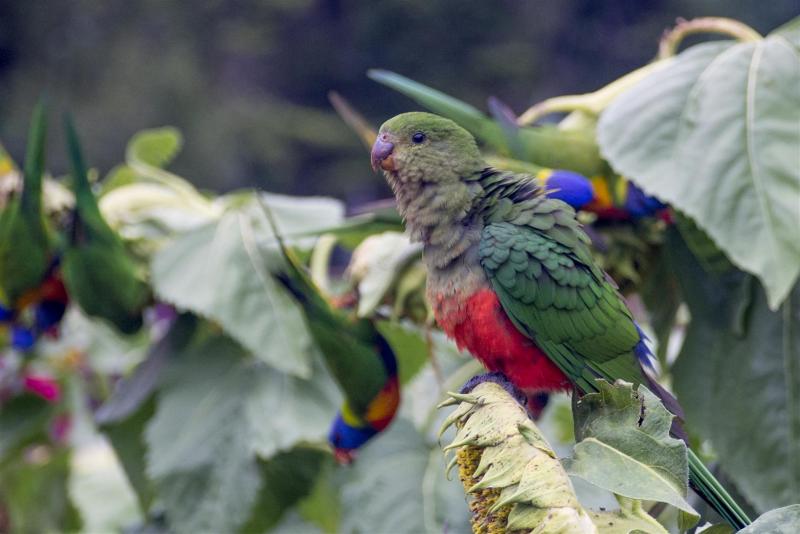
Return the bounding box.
[370,112,750,529]
[61,117,149,334]
[0,103,53,308]
[263,204,400,462]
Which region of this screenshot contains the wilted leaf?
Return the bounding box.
[668,228,800,512]
[598,26,800,308]
[567,381,697,522]
[738,504,800,534]
[150,194,343,377]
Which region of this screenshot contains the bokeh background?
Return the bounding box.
[0,0,796,204]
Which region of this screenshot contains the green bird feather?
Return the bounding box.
[372,112,750,529]
[61,117,149,334]
[0,102,53,307]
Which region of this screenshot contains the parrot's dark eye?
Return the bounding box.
[411,132,426,144]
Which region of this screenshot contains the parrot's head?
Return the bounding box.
[371,112,483,186]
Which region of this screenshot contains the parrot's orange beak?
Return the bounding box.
[371,134,395,172]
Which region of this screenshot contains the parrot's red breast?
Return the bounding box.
[432,288,571,393]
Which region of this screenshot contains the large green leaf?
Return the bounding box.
[337,418,471,534]
[144,332,339,533]
[668,228,800,512]
[739,504,800,534]
[240,448,333,533]
[566,381,697,521]
[150,194,344,377]
[68,438,142,532]
[598,23,800,309]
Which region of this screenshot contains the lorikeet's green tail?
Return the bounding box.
[61,116,149,334]
[259,200,399,462]
[0,102,53,308]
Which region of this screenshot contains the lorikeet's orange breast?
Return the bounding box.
[432,288,571,393]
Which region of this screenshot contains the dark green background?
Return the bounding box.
[0,0,795,204]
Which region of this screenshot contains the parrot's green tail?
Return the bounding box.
[688,450,751,529]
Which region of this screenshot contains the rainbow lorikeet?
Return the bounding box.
[371,112,749,529]
[0,103,53,309]
[61,117,149,334]
[265,209,400,463]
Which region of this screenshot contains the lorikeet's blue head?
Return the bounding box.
[537,169,595,209]
[328,373,400,464]
[328,414,378,464]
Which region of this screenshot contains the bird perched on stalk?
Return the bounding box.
[261,203,400,463]
[370,112,750,529]
[0,102,53,309]
[61,117,149,334]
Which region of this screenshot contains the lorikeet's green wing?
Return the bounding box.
[0,102,52,307]
[479,216,646,394]
[61,117,148,334]
[258,200,394,417]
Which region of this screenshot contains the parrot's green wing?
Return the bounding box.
[0,102,52,306]
[62,116,148,334]
[479,213,645,393]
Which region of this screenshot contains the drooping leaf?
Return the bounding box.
[566,381,698,522]
[738,504,800,534]
[667,228,800,512]
[150,194,344,377]
[598,25,800,309]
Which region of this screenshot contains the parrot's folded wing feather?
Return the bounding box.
[480,221,644,389]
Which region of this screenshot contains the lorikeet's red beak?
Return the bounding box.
[371,134,395,171]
